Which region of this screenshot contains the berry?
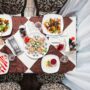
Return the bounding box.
[24,36,30,43]
[51,59,57,65]
[70,37,75,41]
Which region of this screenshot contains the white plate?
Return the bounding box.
[24,32,50,59]
[0,14,12,36]
[41,54,60,74]
[42,14,64,35]
[48,36,70,52]
[0,52,9,75]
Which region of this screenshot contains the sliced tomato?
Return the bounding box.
[24,36,30,43]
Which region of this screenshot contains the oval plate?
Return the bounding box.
[24,32,50,59]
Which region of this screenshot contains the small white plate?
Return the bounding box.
[42,14,64,35]
[41,54,60,74]
[0,52,9,75]
[0,14,12,36]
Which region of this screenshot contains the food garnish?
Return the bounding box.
[24,36,30,43]
[69,36,76,50]
[46,59,57,67]
[44,18,61,34]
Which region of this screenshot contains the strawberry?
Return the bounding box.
[24,36,30,43]
[51,59,57,65]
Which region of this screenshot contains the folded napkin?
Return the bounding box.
[30,16,72,31]
[0,45,28,73]
[30,45,75,74]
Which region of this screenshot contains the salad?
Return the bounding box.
[0,18,9,32]
[44,18,61,34]
[24,35,48,57]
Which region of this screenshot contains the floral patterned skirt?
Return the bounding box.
[40,83,71,90]
[0,0,25,15]
[0,82,21,90]
[35,0,68,15]
[37,73,64,84]
[0,73,23,82]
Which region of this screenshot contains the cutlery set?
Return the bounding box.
[7,36,23,56]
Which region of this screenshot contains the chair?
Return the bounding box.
[40,83,71,90]
[37,73,71,90]
[34,0,68,16]
[0,73,23,82]
[37,73,64,84]
[0,82,21,90]
[0,0,27,16]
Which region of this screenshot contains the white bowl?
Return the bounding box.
[0,14,12,36]
[42,14,64,35]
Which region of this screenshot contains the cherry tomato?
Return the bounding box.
[24,36,30,43]
[51,59,57,65]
